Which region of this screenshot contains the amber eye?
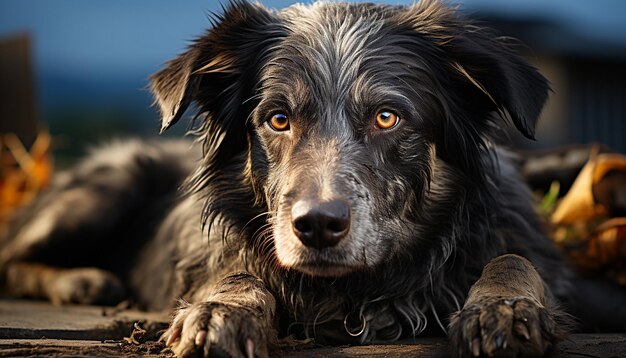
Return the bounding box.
[375,110,400,129]
[268,113,290,131]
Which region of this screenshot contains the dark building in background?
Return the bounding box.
[0,34,38,149]
[465,3,626,153]
[1,1,624,155]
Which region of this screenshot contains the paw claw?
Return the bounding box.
[166,328,181,347]
[495,332,505,349]
[164,301,273,358]
[471,338,481,357]
[246,338,255,358]
[450,296,563,358]
[514,321,531,341]
[195,329,207,347]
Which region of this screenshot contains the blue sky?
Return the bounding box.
[3,0,623,77]
[0,1,299,80]
[1,0,625,116]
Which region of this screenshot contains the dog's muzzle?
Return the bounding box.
[291,199,350,249]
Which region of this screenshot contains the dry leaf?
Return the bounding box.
[0,132,53,226]
[588,218,626,266]
[552,152,626,225]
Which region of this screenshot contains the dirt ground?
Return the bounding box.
[1,300,625,357]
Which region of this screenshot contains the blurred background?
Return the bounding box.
[1,0,626,285]
[1,0,626,216]
[2,0,626,156]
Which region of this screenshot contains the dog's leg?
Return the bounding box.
[163,272,278,358]
[449,254,569,357]
[0,140,193,305]
[4,262,125,305]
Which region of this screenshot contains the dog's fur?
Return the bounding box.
[2,1,625,357]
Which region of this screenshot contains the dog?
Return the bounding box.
[2,1,625,357]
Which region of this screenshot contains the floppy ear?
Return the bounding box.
[398,1,548,184]
[401,1,548,140]
[150,46,200,133]
[150,1,285,136]
[445,27,549,140]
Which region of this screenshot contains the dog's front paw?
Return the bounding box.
[163,301,274,358]
[45,267,125,305]
[449,296,565,357]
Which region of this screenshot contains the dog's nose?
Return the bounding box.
[291,199,350,249]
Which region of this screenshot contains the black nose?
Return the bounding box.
[291,199,350,249]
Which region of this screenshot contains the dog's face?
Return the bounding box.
[151,1,548,277]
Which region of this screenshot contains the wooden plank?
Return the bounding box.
[0,300,625,357]
[0,300,168,341]
[2,335,626,358]
[0,339,168,357]
[280,338,448,358]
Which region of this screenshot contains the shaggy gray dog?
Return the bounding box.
[2,1,624,357]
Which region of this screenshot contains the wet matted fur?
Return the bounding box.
[1,1,625,357]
